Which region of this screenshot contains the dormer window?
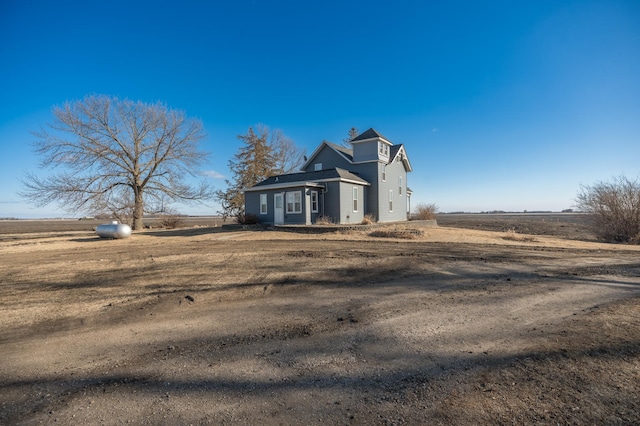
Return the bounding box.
[384,144,389,156]
[379,142,383,154]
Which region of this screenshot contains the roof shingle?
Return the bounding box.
[351,128,389,142]
[251,167,369,188]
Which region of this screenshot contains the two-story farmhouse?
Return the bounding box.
[244,128,412,225]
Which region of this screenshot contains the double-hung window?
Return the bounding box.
[311,191,318,213]
[260,194,267,214]
[286,191,302,214]
[382,164,386,181]
[398,176,402,195]
[353,187,358,212]
[389,190,393,211]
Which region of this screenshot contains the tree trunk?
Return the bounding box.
[132,188,144,231]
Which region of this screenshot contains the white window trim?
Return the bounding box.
[311,190,318,213]
[286,191,302,214]
[260,193,268,214]
[398,176,403,195]
[314,163,322,171]
[389,189,393,212]
[382,164,386,182]
[353,187,358,212]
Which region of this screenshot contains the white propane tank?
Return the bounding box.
[96,221,132,239]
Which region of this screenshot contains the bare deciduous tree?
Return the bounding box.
[270,127,306,174]
[20,95,212,230]
[575,175,640,243]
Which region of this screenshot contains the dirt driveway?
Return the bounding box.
[1,223,639,425]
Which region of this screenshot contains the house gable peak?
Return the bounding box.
[301,140,353,170]
[351,128,392,145]
[390,144,412,172]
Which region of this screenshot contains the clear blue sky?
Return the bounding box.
[1,0,639,217]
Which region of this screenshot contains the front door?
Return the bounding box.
[274,193,284,225]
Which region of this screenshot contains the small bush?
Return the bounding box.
[161,214,185,229]
[315,216,333,225]
[370,228,424,239]
[576,176,640,244]
[236,212,260,225]
[361,214,376,225]
[412,203,438,220]
[502,228,537,243]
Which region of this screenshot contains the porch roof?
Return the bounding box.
[245,167,370,192]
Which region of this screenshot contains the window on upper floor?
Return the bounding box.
[398,176,402,195]
[314,163,322,171]
[382,164,386,182]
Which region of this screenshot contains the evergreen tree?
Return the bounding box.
[342,127,359,148]
[216,126,276,220]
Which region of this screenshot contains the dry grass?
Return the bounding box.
[370,228,425,239]
[360,214,376,225]
[314,215,334,225]
[2,216,640,424]
[502,228,538,242]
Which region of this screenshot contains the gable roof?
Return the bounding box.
[324,141,353,161]
[390,144,413,172]
[300,140,353,170]
[299,129,412,171]
[351,128,391,144]
[245,167,369,192]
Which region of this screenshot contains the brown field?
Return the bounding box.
[1,214,639,425]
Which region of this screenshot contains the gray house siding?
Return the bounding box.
[245,191,274,224]
[245,128,411,225]
[321,181,341,223]
[342,162,377,219]
[376,157,408,222]
[352,141,381,162]
[303,146,351,172]
[337,182,365,224]
[331,159,408,223]
[309,188,322,223]
[245,185,323,225]
[282,186,305,225]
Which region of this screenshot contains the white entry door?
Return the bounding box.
[274,193,284,225]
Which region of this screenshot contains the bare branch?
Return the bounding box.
[575,175,640,243]
[21,95,213,230]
